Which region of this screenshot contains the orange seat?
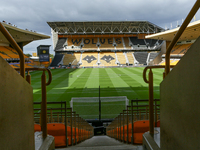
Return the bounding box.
[34,124,41,132]
[47,123,66,147]
[133,120,149,144]
[157,120,160,127]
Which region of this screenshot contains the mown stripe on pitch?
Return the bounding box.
[46,69,78,93]
[31,69,71,90]
[125,67,162,99]
[106,68,141,98]
[125,67,162,86]
[46,68,86,102]
[111,68,145,99]
[34,68,86,102]
[122,67,149,86]
[81,68,99,96]
[47,68,86,93]
[99,68,118,97]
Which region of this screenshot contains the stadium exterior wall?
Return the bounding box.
[160,37,200,150]
[0,56,35,149]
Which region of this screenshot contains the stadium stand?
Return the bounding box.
[130,37,146,46]
[99,52,117,66]
[0,50,11,59]
[81,52,98,67]
[144,39,158,47]
[126,52,134,64]
[147,52,158,64]
[63,54,76,66]
[133,52,148,65]
[72,52,81,65]
[67,38,82,47]
[55,38,67,50]
[123,37,132,49]
[114,38,124,49]
[62,53,82,66]
[82,38,98,50]
[50,53,64,67]
[160,60,173,66]
[171,44,191,54]
[116,52,127,65]
[170,59,179,65]
[0,46,29,59]
[99,38,115,49]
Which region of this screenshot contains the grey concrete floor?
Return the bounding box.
[57,135,142,150]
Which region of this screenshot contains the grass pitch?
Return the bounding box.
[31,67,163,119]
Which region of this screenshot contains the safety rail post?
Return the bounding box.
[115,118,117,139]
[149,69,154,137]
[120,113,122,141]
[64,102,68,147]
[143,65,175,137]
[146,106,148,120]
[41,70,47,139]
[118,115,120,140]
[69,108,73,145]
[165,0,200,75]
[50,109,53,123]
[79,117,83,142]
[126,106,130,144]
[73,111,77,145]
[123,110,126,143]
[76,114,79,144]
[131,100,134,144]
[154,99,157,127]
[26,71,31,84]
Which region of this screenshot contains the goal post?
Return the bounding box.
[70,96,129,119]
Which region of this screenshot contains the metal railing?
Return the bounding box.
[34,101,93,147]
[106,99,160,144]
[16,68,52,139]
[143,65,174,136]
[0,22,25,78]
[165,0,200,75]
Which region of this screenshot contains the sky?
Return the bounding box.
[0,0,199,55]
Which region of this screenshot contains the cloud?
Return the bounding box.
[0,0,199,54]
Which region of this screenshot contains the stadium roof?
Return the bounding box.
[0,22,50,46]
[146,20,200,42]
[47,21,164,35]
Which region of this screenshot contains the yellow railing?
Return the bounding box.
[143,66,174,136]
[16,68,52,139]
[165,0,200,75]
[0,22,25,78]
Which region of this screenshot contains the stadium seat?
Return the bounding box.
[123,37,132,49]
[133,120,149,144]
[47,123,75,147]
[157,120,160,127]
[34,124,41,132]
[100,52,117,66]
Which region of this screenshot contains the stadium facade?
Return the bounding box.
[47,21,164,68]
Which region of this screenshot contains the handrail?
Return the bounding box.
[16,67,52,139]
[143,65,174,136]
[165,0,200,75]
[0,22,25,78]
[15,68,52,85]
[143,65,175,83]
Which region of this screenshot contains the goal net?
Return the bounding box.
[70,96,129,119]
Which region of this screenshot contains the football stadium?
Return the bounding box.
[1,1,200,150]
